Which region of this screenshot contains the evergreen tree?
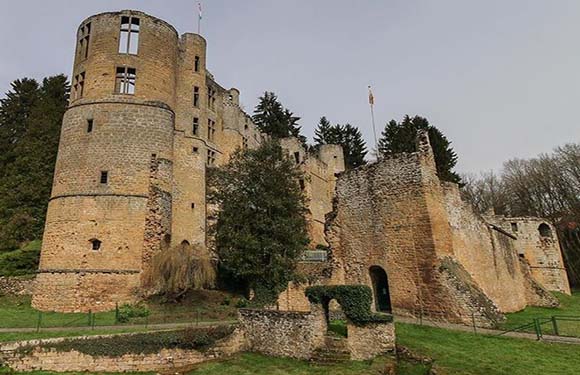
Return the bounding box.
[207,140,309,305]
[313,117,367,169]
[0,75,69,251]
[377,115,461,183]
[252,92,306,145]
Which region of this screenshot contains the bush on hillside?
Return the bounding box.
[0,240,41,276]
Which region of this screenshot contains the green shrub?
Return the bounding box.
[116,303,151,323]
[305,285,393,326]
[235,298,249,308]
[0,240,41,276]
[16,326,235,357]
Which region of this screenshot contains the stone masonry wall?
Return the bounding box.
[0,330,247,373]
[491,217,571,294]
[347,322,395,361]
[0,277,35,296]
[238,306,327,360]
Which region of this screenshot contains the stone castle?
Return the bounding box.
[32,10,570,327]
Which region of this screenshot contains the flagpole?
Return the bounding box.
[368,86,378,158]
[197,2,202,34]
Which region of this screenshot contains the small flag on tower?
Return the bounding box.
[197,2,203,34]
[368,85,375,106]
[198,2,203,21]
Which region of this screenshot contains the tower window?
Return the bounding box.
[191,203,195,209]
[194,56,200,72]
[299,179,305,190]
[207,119,216,141]
[192,146,199,153]
[207,150,216,166]
[119,16,140,54]
[208,87,216,110]
[193,86,200,107]
[78,22,91,59]
[100,171,108,184]
[115,67,136,94]
[87,119,94,133]
[511,223,518,232]
[73,72,85,100]
[294,152,301,164]
[90,239,102,251]
[242,136,248,149]
[193,117,199,135]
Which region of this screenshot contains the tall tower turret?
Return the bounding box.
[32,11,180,312]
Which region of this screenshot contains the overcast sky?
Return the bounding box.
[1,0,579,173]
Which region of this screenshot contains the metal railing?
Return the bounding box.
[497,316,580,340]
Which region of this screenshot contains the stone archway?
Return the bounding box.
[369,266,392,313]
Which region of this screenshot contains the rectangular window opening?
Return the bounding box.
[299,179,306,190]
[294,152,301,164]
[194,56,200,72]
[79,22,91,59]
[207,150,216,166]
[73,72,86,100]
[119,16,140,54]
[87,119,94,133]
[207,119,216,141]
[100,171,109,184]
[193,146,199,153]
[115,67,136,94]
[193,117,199,135]
[193,86,200,107]
[511,223,518,232]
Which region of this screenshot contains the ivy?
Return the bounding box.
[16,326,234,358]
[305,285,393,326]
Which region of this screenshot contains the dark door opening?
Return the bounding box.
[369,266,392,313]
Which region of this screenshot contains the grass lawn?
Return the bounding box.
[397,322,580,375]
[187,353,416,375]
[500,290,580,337]
[0,290,238,329]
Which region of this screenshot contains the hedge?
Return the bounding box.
[305,285,393,326]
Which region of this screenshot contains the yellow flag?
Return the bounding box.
[368,86,374,106]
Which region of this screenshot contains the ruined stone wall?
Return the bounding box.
[0,330,246,373]
[238,307,327,360]
[347,322,395,361]
[326,132,514,326]
[280,138,345,247]
[492,217,571,294]
[441,183,531,312]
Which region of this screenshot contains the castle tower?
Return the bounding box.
[32,11,198,312]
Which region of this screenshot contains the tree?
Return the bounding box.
[377,115,461,183]
[146,241,216,301]
[207,140,309,305]
[313,117,367,169]
[0,75,69,251]
[252,91,306,145]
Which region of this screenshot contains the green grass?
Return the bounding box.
[187,353,402,375]
[500,290,580,337]
[0,290,238,329]
[396,322,580,375]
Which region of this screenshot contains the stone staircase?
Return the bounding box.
[311,335,351,364]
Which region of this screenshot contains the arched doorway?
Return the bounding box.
[369,266,392,313]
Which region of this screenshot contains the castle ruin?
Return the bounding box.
[33,10,570,327]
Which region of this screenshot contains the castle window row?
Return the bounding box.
[119,16,140,54]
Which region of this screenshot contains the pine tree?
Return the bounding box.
[313,117,367,169]
[252,92,306,145]
[377,115,461,183]
[0,75,69,251]
[207,140,309,305]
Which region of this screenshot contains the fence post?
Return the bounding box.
[36,311,42,333]
[551,316,559,336]
[533,318,542,340]
[115,302,119,325]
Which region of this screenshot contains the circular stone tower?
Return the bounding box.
[32,11,180,312]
